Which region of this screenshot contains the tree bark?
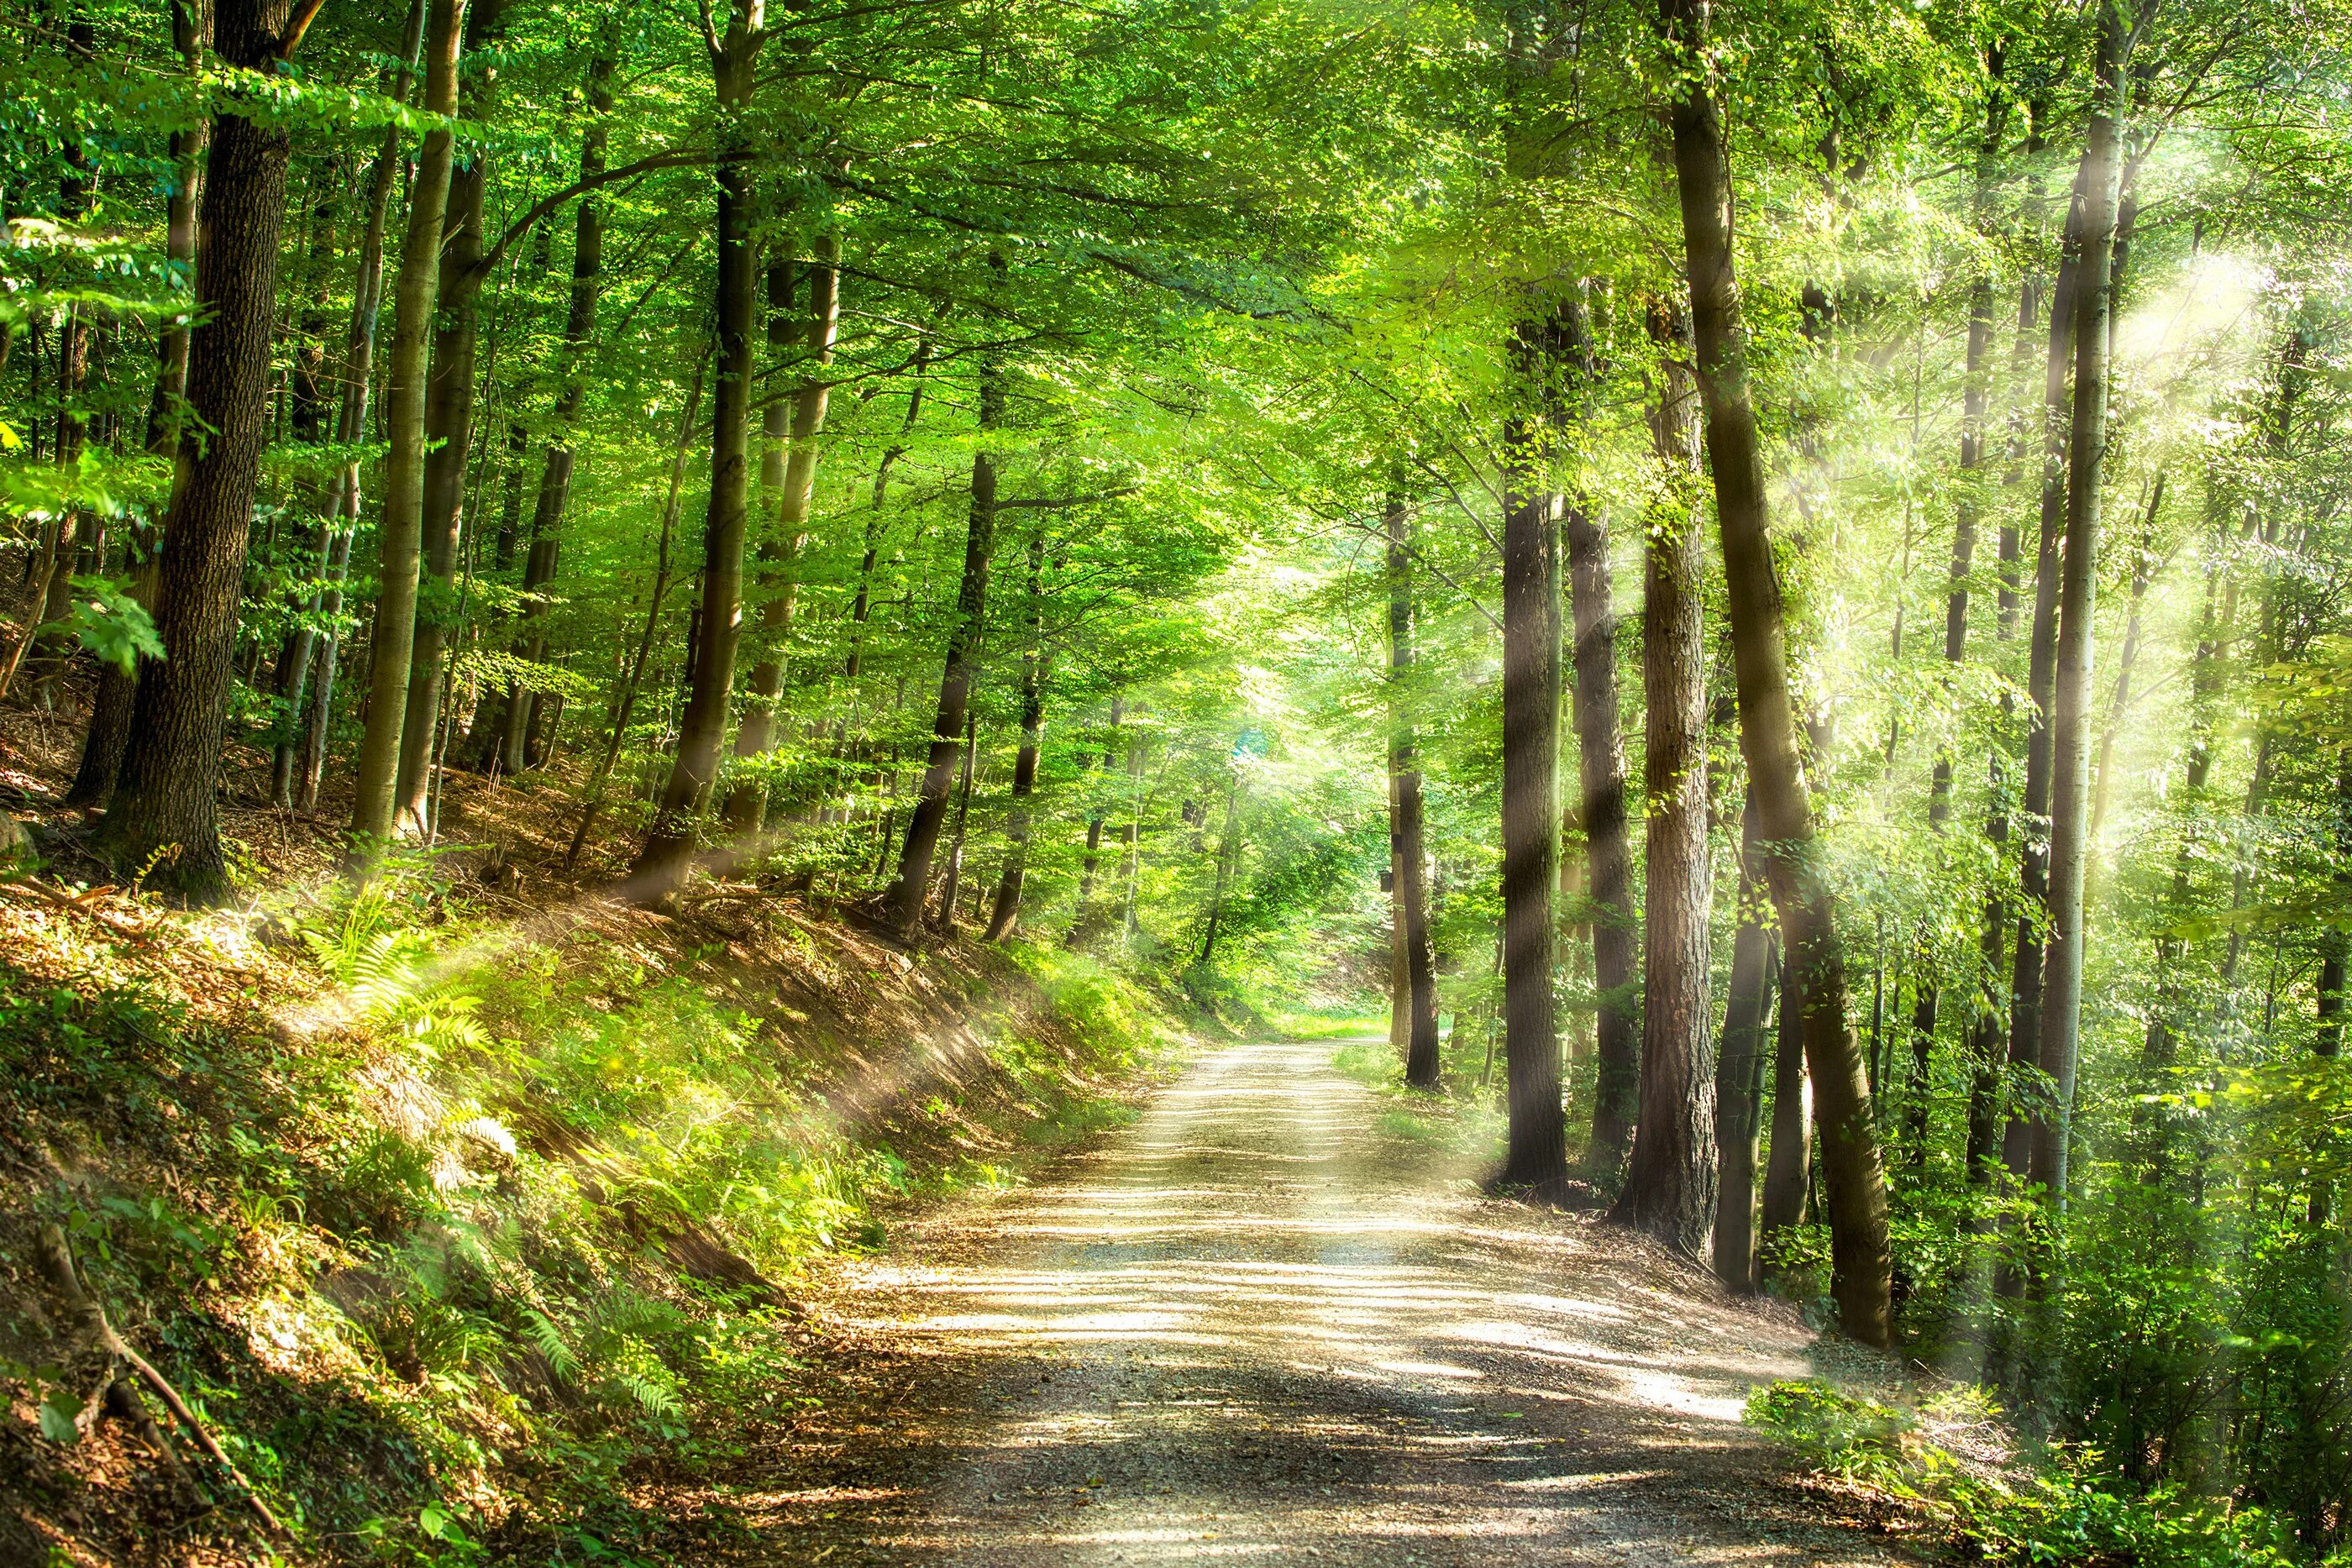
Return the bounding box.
[984,528,1049,940]
[1499,304,1568,1198]
[1564,365,1637,1172]
[1388,489,1441,1087]
[351,0,469,847]
[1999,161,2090,1188]
[502,50,612,777]
[71,0,211,805]
[631,0,768,901]
[101,0,302,902]
[1712,793,1773,1292]
[885,295,1004,938]
[1759,952,1811,1257]
[2029,0,2134,1212]
[1613,300,1714,1258]
[394,0,507,832]
[724,233,840,837]
[1662,0,1891,1344]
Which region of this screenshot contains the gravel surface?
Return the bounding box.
[709,1040,1914,1566]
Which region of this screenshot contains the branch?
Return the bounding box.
[40,1225,289,1539]
[475,150,714,279]
[994,485,1139,512]
[278,0,328,57]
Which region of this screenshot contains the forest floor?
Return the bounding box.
[650,1039,1918,1567]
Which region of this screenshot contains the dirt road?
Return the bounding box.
[716,1041,1904,1565]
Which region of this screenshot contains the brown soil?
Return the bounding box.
[656,1041,1920,1566]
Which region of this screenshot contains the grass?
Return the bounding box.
[0,854,1186,1567]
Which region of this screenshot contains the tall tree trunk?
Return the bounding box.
[984,528,1049,940]
[1389,489,1441,1087]
[1614,301,1714,1257]
[724,233,841,837]
[631,1,768,901]
[885,302,1003,938]
[292,2,426,816]
[1499,303,1569,1198]
[394,0,507,832]
[2029,0,2134,1213]
[1712,794,1773,1292]
[1662,0,1892,1345]
[2000,164,2090,1188]
[1565,407,1637,1170]
[71,0,210,805]
[351,0,470,847]
[502,50,612,777]
[265,165,345,807]
[2088,475,2164,849]
[100,0,304,903]
[1908,66,2007,1170]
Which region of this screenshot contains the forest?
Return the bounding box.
[3,0,2350,1560]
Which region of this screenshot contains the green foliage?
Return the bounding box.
[1749,1380,2318,1568]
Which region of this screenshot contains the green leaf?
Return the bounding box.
[38,1394,81,1445]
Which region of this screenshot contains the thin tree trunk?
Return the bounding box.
[1712,794,1773,1292]
[394,0,507,831]
[723,233,840,837]
[935,711,979,930]
[984,529,1049,940]
[503,51,612,777]
[351,0,469,847]
[2088,475,2164,850]
[101,0,305,903]
[1760,953,1811,1259]
[565,343,708,869]
[1499,302,1569,1198]
[1069,696,1121,942]
[885,290,1003,937]
[2000,160,2091,1189]
[631,2,768,902]
[1614,300,1715,1257]
[1198,768,1242,965]
[1663,0,1892,1344]
[1565,407,1637,1172]
[1389,489,1441,1086]
[2029,0,2135,1215]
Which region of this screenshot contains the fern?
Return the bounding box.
[522,1308,579,1384]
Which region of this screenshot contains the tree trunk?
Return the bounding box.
[351,0,469,847]
[1198,769,1242,965]
[1613,300,1714,1258]
[100,0,303,903]
[935,711,979,930]
[394,0,507,832]
[1760,953,1811,1257]
[1662,0,1891,1344]
[724,233,840,838]
[1499,304,1568,1198]
[503,50,612,777]
[631,2,767,901]
[1389,489,1441,1087]
[71,0,212,805]
[1565,416,1637,1172]
[984,528,1049,940]
[1712,793,1773,1293]
[1069,696,1121,941]
[2029,0,2133,1212]
[1999,164,2090,1189]
[885,312,1004,938]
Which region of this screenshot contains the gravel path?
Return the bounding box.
[722,1041,1909,1565]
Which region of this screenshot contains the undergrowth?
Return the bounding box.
[1746,1379,2334,1567]
[0,855,1184,1565]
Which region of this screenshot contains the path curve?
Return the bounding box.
[724,1041,1905,1565]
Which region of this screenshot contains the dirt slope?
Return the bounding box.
[670,1040,1911,1566]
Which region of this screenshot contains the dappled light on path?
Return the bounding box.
[764,1042,1900,1565]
